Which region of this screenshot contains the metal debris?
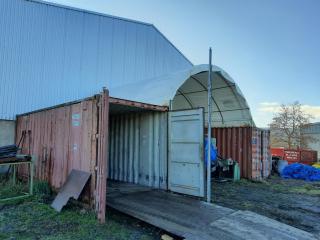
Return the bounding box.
[51,169,91,212]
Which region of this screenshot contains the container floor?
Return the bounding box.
[106,181,315,240]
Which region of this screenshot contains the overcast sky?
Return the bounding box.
[46,0,320,127]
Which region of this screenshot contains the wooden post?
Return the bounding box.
[96,89,109,223]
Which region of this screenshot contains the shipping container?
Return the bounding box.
[210,127,271,180]
[271,148,318,165]
[16,91,109,222]
[300,150,318,165]
[15,91,172,222]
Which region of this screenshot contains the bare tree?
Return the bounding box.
[270,102,315,148]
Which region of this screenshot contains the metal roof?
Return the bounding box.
[0,0,192,120]
[110,65,255,127]
[33,0,193,66]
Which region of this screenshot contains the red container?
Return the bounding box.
[271,147,317,165]
[16,91,110,222]
[284,150,300,163]
[271,148,285,158]
[208,127,271,180]
[300,150,318,165]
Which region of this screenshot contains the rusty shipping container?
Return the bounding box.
[15,91,169,222]
[210,127,271,180]
[271,148,317,165]
[300,149,318,165]
[16,91,109,223]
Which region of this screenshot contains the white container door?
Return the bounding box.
[168,108,204,197]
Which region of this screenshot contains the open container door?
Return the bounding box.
[168,108,205,197]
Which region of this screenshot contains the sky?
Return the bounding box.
[46,0,320,127]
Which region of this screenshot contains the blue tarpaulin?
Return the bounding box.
[281,163,320,181]
[205,138,217,166]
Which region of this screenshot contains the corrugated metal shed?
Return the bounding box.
[0,0,192,120]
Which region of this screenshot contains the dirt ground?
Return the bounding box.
[1,176,320,239]
[212,175,320,235]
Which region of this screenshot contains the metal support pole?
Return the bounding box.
[29,157,34,195]
[12,165,16,185]
[207,48,212,203]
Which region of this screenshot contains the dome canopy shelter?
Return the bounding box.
[110,64,254,127]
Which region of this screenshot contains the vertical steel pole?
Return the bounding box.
[29,160,34,195]
[207,48,212,203]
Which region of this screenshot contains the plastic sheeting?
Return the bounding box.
[204,138,217,166]
[281,163,320,181]
[277,160,288,174]
[110,65,254,127]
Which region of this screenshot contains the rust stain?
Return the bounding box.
[96,90,109,223]
[210,127,271,179]
[16,91,109,222]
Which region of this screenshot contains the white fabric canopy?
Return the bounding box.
[110,64,254,127]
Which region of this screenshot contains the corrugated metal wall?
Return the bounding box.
[251,128,262,180]
[16,96,100,202]
[0,0,192,120]
[299,150,317,164]
[272,148,318,165]
[211,127,271,179]
[212,127,252,178]
[108,112,168,189]
[16,91,109,222]
[261,130,271,178]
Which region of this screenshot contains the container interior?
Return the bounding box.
[107,102,168,190]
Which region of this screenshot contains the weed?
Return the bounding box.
[0,179,28,199]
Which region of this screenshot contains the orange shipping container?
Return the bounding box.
[210,127,271,180]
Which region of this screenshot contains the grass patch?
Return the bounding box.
[0,199,158,240]
[289,185,320,196]
[0,179,29,200]
[0,179,160,240]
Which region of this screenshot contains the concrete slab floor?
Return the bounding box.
[106,182,317,240]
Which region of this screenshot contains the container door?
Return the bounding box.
[168,108,204,197]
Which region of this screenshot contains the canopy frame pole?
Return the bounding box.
[207,48,212,203]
